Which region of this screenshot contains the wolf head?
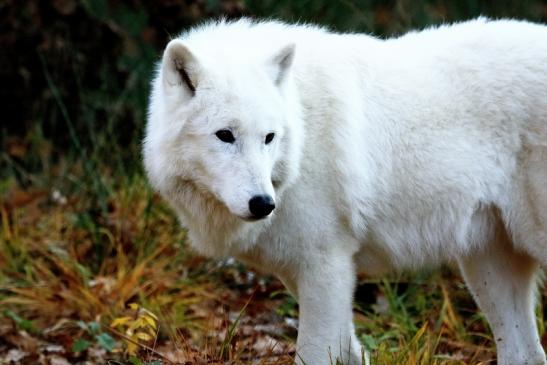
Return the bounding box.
[144,24,302,222]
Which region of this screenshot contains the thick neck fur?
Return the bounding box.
[164,178,266,257]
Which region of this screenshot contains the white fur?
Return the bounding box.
[144,18,547,365]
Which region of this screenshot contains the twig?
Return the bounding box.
[106,326,176,364]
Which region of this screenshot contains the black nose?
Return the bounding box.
[248,195,275,219]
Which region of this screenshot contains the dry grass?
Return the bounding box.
[0,170,545,364]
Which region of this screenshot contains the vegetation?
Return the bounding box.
[1,1,546,363]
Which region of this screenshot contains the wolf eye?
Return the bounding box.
[215,129,235,143]
[265,133,275,144]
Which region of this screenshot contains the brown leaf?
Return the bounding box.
[4,189,47,212]
[4,330,40,353]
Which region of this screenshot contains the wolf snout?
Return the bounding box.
[248,194,275,219]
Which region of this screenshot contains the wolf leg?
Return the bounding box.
[294,251,365,365]
[458,239,546,365]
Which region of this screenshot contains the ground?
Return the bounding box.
[1,171,545,365]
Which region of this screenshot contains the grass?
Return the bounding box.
[0,159,295,364]
[1,149,545,364]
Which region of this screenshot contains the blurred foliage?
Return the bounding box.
[246,0,546,34]
[1,0,244,183]
[1,0,546,183]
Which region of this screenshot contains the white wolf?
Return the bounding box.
[143,17,547,365]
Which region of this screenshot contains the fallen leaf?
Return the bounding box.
[49,355,71,365]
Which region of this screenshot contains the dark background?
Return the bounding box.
[2,0,547,182]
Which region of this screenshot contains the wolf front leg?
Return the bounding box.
[294,251,367,365]
[458,240,546,365]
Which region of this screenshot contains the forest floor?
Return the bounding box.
[1,172,545,364]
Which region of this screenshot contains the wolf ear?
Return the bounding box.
[268,43,295,86]
[162,40,200,97]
